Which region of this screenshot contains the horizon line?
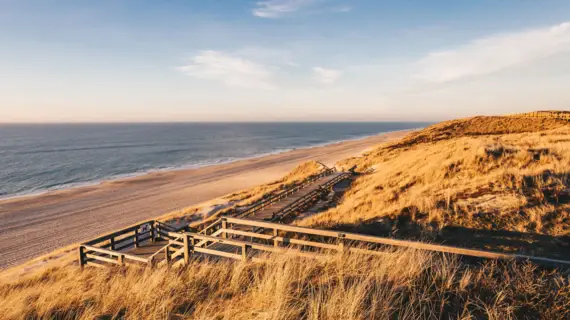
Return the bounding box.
[0,120,439,125]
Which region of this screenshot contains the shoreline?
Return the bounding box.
[0,130,412,268]
[0,128,418,202]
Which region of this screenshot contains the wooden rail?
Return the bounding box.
[198,170,351,237]
[215,217,570,268]
[272,172,351,221]
[233,167,337,219]
[80,215,570,268]
[198,167,341,236]
[79,220,189,268]
[79,163,570,269]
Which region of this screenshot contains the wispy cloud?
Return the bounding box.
[252,0,350,18]
[416,22,570,83]
[179,51,275,90]
[313,67,342,84]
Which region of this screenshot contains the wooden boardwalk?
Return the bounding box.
[247,172,345,221]
[80,168,351,266]
[78,167,570,270]
[205,171,350,254]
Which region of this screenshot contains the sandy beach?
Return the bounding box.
[0,130,410,268]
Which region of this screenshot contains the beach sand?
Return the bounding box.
[0,130,410,268]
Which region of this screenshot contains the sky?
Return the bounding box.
[0,0,569,123]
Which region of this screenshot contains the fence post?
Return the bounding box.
[221,218,227,239]
[150,222,156,242]
[110,237,115,250]
[338,233,346,252]
[242,244,251,261]
[118,254,125,266]
[183,234,191,264]
[134,228,139,248]
[165,245,171,264]
[273,228,278,247]
[79,246,86,268]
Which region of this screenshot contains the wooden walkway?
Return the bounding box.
[247,172,345,221]
[78,167,570,270]
[79,168,351,267]
[203,171,350,255]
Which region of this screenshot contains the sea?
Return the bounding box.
[0,122,429,200]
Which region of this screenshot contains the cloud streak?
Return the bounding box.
[253,0,350,18]
[313,67,342,84]
[179,51,275,90]
[416,22,570,83]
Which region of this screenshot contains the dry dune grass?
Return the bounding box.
[1,249,569,320]
[390,116,568,148]
[302,117,570,247]
[3,115,570,319]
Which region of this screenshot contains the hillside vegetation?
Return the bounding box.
[1,249,569,319]
[1,114,569,319]
[302,116,570,258]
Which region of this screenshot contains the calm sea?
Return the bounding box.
[0,122,428,199]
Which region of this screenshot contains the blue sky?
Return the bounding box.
[1,0,569,122]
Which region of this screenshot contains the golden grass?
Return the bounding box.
[304,117,570,239]
[2,114,570,319]
[1,249,568,319]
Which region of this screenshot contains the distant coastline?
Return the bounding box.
[0,123,427,201]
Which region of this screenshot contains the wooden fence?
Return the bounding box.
[79,220,189,268]
[192,217,570,268]
[234,167,337,219]
[80,216,570,269]
[271,172,351,221]
[79,164,570,269]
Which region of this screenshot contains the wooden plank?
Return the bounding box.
[85,253,121,265]
[224,217,570,266]
[84,245,121,256]
[225,218,341,237]
[136,234,152,243]
[235,169,337,219]
[166,231,185,240]
[170,248,185,259]
[123,254,149,264]
[169,240,185,247]
[194,247,242,260]
[114,230,136,242]
[196,229,224,247]
[223,229,339,250]
[84,221,154,245]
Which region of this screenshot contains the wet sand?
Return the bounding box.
[0,130,410,268]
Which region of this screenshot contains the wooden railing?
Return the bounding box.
[232,167,337,220]
[211,217,570,268]
[79,220,189,268]
[79,245,149,268]
[80,215,570,268]
[272,172,351,221]
[198,170,350,236]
